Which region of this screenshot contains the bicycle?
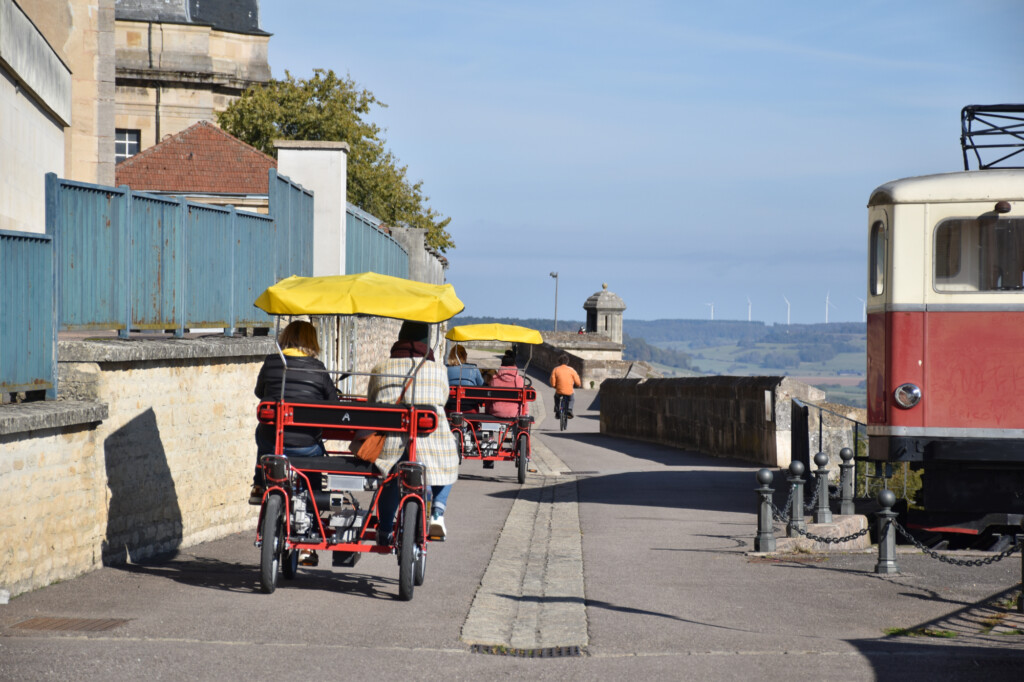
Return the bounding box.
[554,393,570,431]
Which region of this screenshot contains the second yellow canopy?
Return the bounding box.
[445,323,543,345]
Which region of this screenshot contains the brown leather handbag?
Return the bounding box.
[354,359,425,463]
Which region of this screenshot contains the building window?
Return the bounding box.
[115,129,140,162]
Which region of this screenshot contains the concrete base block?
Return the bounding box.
[771,514,871,552]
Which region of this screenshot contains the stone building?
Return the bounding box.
[1,0,115,234]
[113,0,271,162]
[584,283,626,344]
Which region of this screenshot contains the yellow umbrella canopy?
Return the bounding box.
[445,323,543,345]
[254,272,464,322]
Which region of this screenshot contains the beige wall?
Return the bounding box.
[13,0,116,186]
[0,353,263,597]
[0,0,71,233]
[63,0,115,185]
[115,20,270,150]
[0,66,65,233]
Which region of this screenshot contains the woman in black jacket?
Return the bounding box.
[254,320,339,457]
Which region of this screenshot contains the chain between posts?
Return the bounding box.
[889,519,1024,567]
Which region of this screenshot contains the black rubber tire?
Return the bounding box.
[414,546,427,586]
[260,495,284,594]
[455,429,464,465]
[282,549,298,579]
[517,434,529,484]
[560,402,568,432]
[398,499,420,601]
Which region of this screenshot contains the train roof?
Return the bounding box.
[868,169,1024,206]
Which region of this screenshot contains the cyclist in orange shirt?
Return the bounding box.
[550,354,582,418]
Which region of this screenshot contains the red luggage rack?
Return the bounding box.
[255,397,439,598]
[447,384,536,484]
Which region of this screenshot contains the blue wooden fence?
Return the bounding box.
[346,203,409,278]
[45,170,313,337]
[0,229,55,398]
[4,169,416,401]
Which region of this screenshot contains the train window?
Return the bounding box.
[934,218,1024,292]
[870,220,886,295]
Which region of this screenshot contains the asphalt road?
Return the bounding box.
[3,369,1024,681]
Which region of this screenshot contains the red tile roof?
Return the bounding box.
[115,121,276,194]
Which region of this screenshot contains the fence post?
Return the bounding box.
[225,205,237,337]
[839,447,855,515]
[787,461,806,538]
[813,451,833,524]
[44,173,60,399]
[874,489,899,575]
[119,185,133,339]
[755,469,776,552]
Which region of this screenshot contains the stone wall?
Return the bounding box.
[600,376,826,467]
[0,336,273,597]
[532,333,657,389]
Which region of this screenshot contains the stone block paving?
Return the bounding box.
[460,437,587,650]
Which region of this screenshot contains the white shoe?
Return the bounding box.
[429,514,447,539]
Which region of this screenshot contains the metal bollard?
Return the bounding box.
[813,451,833,524]
[1019,533,1024,614]
[787,460,807,538]
[874,489,899,575]
[755,469,776,552]
[839,447,855,515]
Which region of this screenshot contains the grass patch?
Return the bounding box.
[884,627,957,639]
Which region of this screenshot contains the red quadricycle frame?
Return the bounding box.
[448,385,537,484]
[254,397,437,598]
[250,272,464,601]
[444,323,543,485]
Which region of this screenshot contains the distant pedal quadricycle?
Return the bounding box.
[445,324,541,484]
[252,272,463,600]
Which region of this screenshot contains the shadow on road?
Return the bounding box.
[484,468,756,515]
[494,593,757,632]
[111,552,403,600]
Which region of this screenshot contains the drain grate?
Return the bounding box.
[470,644,583,658]
[12,617,130,632]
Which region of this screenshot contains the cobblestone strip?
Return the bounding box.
[460,438,588,650]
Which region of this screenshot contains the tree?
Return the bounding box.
[217,69,453,251]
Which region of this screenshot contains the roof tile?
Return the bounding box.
[115,121,276,194]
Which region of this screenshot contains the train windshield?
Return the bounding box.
[934,217,1024,292]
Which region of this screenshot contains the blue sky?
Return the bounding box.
[260,0,1024,324]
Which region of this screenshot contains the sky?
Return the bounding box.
[260,0,1024,325]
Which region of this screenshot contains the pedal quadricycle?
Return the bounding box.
[252,272,463,600]
[445,323,541,484]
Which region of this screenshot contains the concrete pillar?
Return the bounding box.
[274,140,350,276]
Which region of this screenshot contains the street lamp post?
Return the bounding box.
[549,271,559,332]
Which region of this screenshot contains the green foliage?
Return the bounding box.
[217,69,453,252]
[622,333,692,369]
[797,344,836,362]
[883,627,957,638]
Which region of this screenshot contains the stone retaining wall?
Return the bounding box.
[0,336,273,597]
[600,376,826,467]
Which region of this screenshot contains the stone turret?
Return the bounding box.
[583,283,626,344]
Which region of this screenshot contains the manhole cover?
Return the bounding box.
[12,617,130,632]
[470,644,583,658]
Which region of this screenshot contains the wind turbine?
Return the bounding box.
[825,290,838,324]
[705,302,715,321]
[857,297,866,323]
[783,295,791,325]
[747,296,752,322]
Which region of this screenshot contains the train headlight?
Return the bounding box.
[893,383,922,409]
